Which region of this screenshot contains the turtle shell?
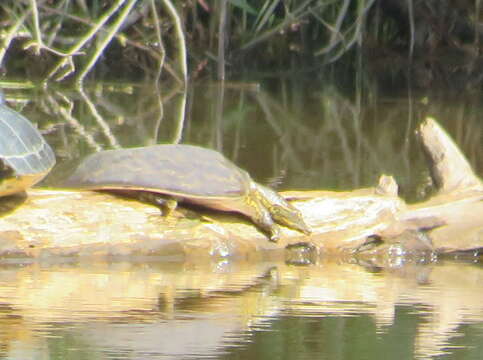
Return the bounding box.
[0,101,56,196]
[64,145,251,199]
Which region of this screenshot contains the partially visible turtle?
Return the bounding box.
[64,144,311,241]
[0,92,56,197]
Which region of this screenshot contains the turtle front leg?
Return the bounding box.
[243,192,281,242]
[138,192,178,216]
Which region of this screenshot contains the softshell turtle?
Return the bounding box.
[64,144,311,241]
[0,93,56,196]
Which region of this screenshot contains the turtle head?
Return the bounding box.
[252,183,312,236]
[270,204,312,235]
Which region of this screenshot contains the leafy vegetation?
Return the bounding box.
[1,1,482,88]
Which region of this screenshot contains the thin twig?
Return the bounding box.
[77,88,121,149]
[240,0,318,51]
[76,0,138,83]
[0,8,28,67]
[217,0,228,80]
[150,0,166,81]
[38,2,182,83]
[170,84,188,144]
[314,0,350,56]
[28,0,42,55]
[22,0,80,57]
[323,0,377,63]
[254,0,281,34]
[160,0,188,86]
[46,93,103,152]
[44,0,128,82]
[150,0,165,142]
[408,0,415,59]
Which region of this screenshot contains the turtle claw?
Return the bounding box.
[138,192,178,217]
[159,198,178,217]
[269,226,281,243]
[294,218,312,236]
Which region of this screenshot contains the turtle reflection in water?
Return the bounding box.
[64,145,311,241]
[0,93,56,198]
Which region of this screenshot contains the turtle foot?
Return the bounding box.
[268,226,281,242]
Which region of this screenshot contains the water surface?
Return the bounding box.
[0,260,482,359]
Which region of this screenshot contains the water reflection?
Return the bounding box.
[0,260,482,359]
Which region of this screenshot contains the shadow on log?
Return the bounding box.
[0,118,481,263]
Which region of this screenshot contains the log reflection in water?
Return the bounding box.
[0,261,481,358]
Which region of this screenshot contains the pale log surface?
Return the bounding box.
[418,117,482,194]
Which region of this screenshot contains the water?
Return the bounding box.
[0,76,482,359]
[0,261,482,359]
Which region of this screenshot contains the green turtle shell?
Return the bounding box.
[0,97,56,196]
[64,145,251,199]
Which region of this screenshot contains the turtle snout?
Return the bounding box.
[271,205,312,236]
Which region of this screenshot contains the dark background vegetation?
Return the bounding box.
[1,0,483,90]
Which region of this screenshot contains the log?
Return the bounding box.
[395,118,482,254]
[0,118,481,262]
[418,117,482,194]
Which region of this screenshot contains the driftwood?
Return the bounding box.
[0,118,481,263]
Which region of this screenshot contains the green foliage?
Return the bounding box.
[0,0,482,87]
[228,0,257,15]
[0,0,377,83]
